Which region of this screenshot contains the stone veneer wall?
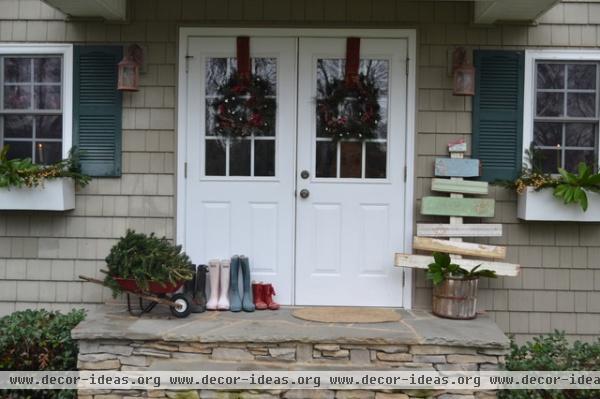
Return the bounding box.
[76,340,506,399]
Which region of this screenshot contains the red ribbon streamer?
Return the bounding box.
[345,37,360,87]
[237,36,251,84]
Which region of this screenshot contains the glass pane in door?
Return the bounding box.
[204,57,277,177]
[315,58,389,179]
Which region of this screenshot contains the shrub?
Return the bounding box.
[500,331,600,399]
[104,229,193,297]
[0,309,85,399]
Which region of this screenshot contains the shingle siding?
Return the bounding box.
[0,0,597,342]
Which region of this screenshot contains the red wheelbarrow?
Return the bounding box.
[79,275,191,318]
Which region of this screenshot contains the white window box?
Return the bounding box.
[0,178,75,211]
[517,187,600,222]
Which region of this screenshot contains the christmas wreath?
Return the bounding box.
[317,73,381,141]
[213,73,276,138]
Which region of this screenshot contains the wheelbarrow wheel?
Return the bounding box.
[170,293,191,318]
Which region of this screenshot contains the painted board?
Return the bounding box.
[421,197,495,218]
[413,236,506,259]
[394,253,519,277]
[431,178,488,195]
[417,223,502,237]
[435,158,480,177]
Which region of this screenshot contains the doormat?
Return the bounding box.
[292,307,401,323]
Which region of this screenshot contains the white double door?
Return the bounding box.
[183,34,408,307]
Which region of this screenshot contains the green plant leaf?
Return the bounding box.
[433,252,450,268]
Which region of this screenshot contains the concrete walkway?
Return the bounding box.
[73,306,509,349]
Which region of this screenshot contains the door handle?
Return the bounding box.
[299,189,310,199]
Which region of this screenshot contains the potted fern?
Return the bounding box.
[427,252,497,320]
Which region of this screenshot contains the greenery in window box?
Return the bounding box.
[500,330,600,399]
[426,252,497,285]
[495,143,600,211]
[0,145,90,189]
[0,308,85,399]
[104,229,194,297]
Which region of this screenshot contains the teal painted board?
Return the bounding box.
[434,158,480,177]
[421,196,495,217]
[431,178,488,195]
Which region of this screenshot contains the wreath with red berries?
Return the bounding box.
[213,73,276,138]
[317,73,381,141]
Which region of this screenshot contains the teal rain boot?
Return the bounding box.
[240,255,255,312]
[229,255,242,312]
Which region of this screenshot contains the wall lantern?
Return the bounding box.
[452,47,475,96]
[118,44,143,91]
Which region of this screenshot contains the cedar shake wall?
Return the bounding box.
[0,0,598,343]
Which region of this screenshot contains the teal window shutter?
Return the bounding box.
[472,50,524,182]
[73,45,123,177]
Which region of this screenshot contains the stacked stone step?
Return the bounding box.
[395,139,519,277]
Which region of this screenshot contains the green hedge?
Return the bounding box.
[0,309,85,399]
[500,331,600,399]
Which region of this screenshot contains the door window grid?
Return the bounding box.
[315,59,389,179]
[0,55,63,165]
[533,61,599,173]
[204,57,276,177]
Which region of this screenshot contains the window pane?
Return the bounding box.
[4,58,31,83]
[4,85,31,109]
[565,150,595,173]
[537,63,564,89]
[205,58,227,96]
[34,142,61,165]
[254,140,275,177]
[566,123,595,147]
[534,122,562,147]
[567,64,596,90]
[536,92,564,117]
[365,142,387,178]
[538,149,561,174]
[205,140,226,176]
[229,139,251,176]
[34,85,61,110]
[254,58,277,96]
[36,115,62,139]
[567,93,595,118]
[340,142,362,178]
[316,141,337,178]
[34,57,61,83]
[4,141,31,160]
[4,115,33,138]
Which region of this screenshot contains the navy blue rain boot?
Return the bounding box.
[192,264,208,313]
[240,256,255,312]
[229,255,243,312]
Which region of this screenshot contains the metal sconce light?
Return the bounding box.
[118,44,143,91]
[452,47,475,96]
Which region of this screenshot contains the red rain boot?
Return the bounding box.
[264,283,280,310]
[252,281,268,310]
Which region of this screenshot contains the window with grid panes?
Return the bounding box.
[533,61,598,173]
[1,55,64,164]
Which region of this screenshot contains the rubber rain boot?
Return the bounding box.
[239,256,255,312]
[229,256,242,312]
[206,259,220,310]
[217,258,230,310]
[192,264,208,313]
[183,264,197,308]
[264,283,280,310]
[252,282,267,310]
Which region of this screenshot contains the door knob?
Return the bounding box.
[299,189,310,199]
[300,170,310,179]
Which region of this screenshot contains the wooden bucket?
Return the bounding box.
[432,277,479,320]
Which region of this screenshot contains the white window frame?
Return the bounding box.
[524,49,600,170]
[0,43,73,160]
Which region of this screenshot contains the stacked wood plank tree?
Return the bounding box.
[395,139,520,278]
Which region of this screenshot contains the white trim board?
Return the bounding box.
[523,49,600,167]
[176,28,417,308]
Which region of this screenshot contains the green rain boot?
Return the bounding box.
[229,255,242,312]
[239,255,255,312]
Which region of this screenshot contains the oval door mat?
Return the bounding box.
[292,307,401,323]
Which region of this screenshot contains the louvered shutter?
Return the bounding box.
[73,46,123,177]
[472,50,524,182]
